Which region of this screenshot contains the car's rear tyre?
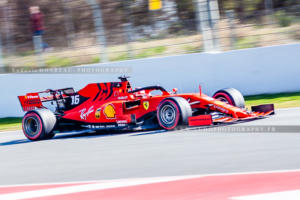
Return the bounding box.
[213,88,245,108]
[44,132,56,139]
[157,97,192,130]
[22,109,57,141]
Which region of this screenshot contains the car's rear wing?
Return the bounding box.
[18,93,43,111]
[18,88,75,112]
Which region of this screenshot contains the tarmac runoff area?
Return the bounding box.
[0,108,300,199]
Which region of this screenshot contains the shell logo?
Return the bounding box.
[104,104,116,119]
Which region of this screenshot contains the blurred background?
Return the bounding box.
[0,0,299,68]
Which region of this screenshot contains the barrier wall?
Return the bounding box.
[1,43,300,117]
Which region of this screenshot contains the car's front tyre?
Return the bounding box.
[157,97,192,130]
[213,88,245,108]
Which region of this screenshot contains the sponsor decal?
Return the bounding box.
[104,104,116,119]
[81,124,113,129]
[24,99,41,105]
[25,95,39,99]
[143,101,150,110]
[20,94,42,108]
[118,96,128,100]
[117,120,128,124]
[117,120,128,127]
[213,105,229,114]
[79,106,94,120]
[95,108,101,119]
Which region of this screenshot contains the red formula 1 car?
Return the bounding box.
[18,77,274,141]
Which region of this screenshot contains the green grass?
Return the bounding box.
[111,53,131,61]
[18,50,34,57]
[45,56,73,67]
[236,36,259,49]
[184,45,203,53]
[135,46,167,59]
[90,56,101,64]
[1,92,299,132]
[0,117,22,131]
[245,92,300,109]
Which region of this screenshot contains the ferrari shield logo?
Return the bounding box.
[143,101,149,110]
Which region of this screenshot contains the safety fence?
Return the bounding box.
[0,0,299,68]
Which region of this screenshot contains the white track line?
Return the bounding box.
[0,176,202,200]
[1,169,300,200]
[1,169,300,188]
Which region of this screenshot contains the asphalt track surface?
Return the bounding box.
[0,108,300,186]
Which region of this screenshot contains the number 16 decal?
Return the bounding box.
[71,95,80,105]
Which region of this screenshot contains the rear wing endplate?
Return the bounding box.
[18,93,43,111]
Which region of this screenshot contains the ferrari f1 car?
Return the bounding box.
[18,77,274,141]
